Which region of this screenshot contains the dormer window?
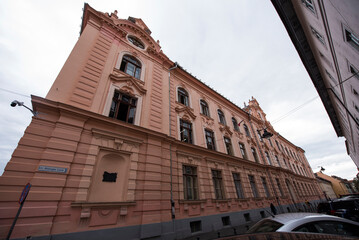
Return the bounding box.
[128,36,145,49]
[120,55,142,80]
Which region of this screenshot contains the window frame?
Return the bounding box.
[205,129,216,150]
[248,175,259,198]
[251,147,259,163]
[232,117,239,131]
[244,124,251,137]
[233,173,245,199]
[177,87,189,106]
[224,136,233,155]
[119,54,142,80]
[217,109,226,125]
[183,165,199,200]
[212,169,225,199]
[261,177,271,197]
[200,99,210,117]
[239,142,247,159]
[180,119,193,144]
[109,90,137,124]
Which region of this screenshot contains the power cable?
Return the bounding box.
[0,87,31,98]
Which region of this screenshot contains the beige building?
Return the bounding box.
[0,4,323,239]
[315,173,337,200]
[271,0,359,168]
[316,171,355,198]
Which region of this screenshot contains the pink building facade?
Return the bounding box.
[0,4,323,239]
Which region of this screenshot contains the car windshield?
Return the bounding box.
[246,219,283,233]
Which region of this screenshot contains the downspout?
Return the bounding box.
[168,62,178,220]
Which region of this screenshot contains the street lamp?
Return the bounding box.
[260,128,273,139]
[10,100,37,116]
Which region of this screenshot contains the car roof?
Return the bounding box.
[265,213,359,232]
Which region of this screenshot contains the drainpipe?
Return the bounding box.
[168,62,178,220]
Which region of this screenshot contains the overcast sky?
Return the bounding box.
[0,0,357,179]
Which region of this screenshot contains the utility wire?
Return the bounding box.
[0,87,31,98]
[271,96,319,124]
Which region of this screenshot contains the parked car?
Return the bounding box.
[246,212,359,238]
[331,198,359,221]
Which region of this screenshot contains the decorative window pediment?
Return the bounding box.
[110,70,146,95]
[175,106,196,121]
[219,125,233,137]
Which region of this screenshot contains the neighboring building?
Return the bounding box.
[315,173,337,200]
[271,0,359,168]
[0,4,323,239]
[316,172,356,198]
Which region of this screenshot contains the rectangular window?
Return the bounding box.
[345,29,359,51]
[265,152,272,165]
[224,137,233,155]
[233,173,244,199]
[183,165,198,200]
[275,156,281,167]
[248,175,259,198]
[301,0,315,13]
[310,26,325,45]
[350,65,359,80]
[239,143,247,159]
[180,119,193,144]
[109,91,137,124]
[222,216,231,226]
[205,129,216,150]
[261,177,270,197]
[275,178,283,197]
[251,148,259,163]
[190,221,202,233]
[244,213,251,222]
[212,170,225,199]
[257,130,263,142]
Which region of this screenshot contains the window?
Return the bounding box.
[212,170,225,199]
[183,165,198,200]
[178,88,189,106]
[244,124,251,137]
[239,143,247,159]
[222,216,231,226]
[265,152,272,165]
[276,178,283,196]
[244,213,251,222]
[248,175,259,198]
[120,55,142,79]
[232,117,239,131]
[268,138,273,147]
[345,29,359,51]
[275,140,281,151]
[275,155,281,167]
[128,35,145,49]
[224,137,233,155]
[190,221,202,233]
[301,0,315,13]
[233,173,244,199]
[350,65,359,80]
[218,109,226,125]
[109,91,137,124]
[205,129,216,150]
[310,26,325,45]
[257,130,263,142]
[293,221,359,237]
[261,177,270,197]
[200,100,210,116]
[251,147,259,163]
[180,119,193,144]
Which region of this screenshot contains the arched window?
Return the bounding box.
[200,100,210,117]
[178,87,189,106]
[120,55,142,79]
[217,109,226,125]
[128,36,145,49]
[232,117,239,131]
[244,124,251,137]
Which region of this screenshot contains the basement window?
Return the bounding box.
[190,221,202,233]
[222,216,231,226]
[109,91,137,124]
